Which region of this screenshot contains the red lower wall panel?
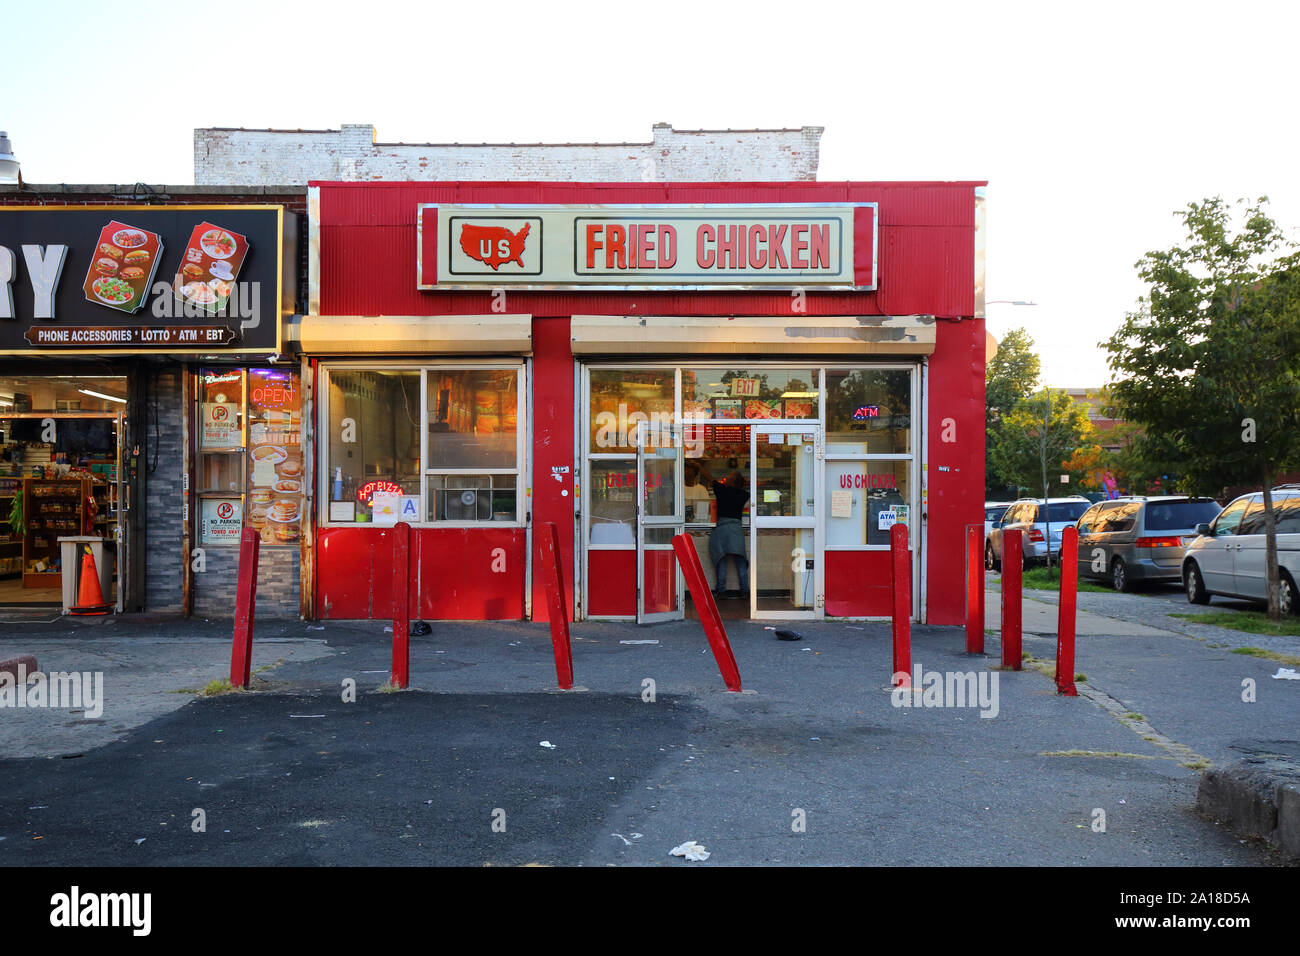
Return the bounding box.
[587,550,636,616]
[825,550,893,617]
[316,527,525,620]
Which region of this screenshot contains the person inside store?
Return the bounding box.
[683,460,712,523]
[698,461,749,597]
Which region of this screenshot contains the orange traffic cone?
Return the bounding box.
[69,545,111,616]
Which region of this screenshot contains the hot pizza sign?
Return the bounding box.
[420,203,877,291]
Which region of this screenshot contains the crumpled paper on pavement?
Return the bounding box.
[669,840,710,861]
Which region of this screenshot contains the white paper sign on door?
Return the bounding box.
[831,490,853,519]
[877,509,898,530]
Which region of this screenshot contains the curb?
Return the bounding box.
[1197,742,1300,860]
[0,655,39,681]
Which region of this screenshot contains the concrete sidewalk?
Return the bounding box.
[984,589,1171,637]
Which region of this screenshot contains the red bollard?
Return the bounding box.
[391,521,411,689]
[671,533,741,692]
[1001,529,1023,670]
[539,522,574,690]
[1055,525,1079,696]
[966,524,985,655]
[890,522,911,687]
[230,527,260,688]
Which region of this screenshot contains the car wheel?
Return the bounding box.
[1184,562,1209,605]
[1111,558,1130,593]
[985,542,995,571]
[1281,573,1299,617]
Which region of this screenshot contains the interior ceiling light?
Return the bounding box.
[78,388,127,404]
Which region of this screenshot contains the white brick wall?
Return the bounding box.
[194,123,822,185]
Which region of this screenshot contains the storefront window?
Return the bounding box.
[326,369,421,522]
[682,367,818,420]
[588,460,637,545]
[825,459,911,547]
[247,369,304,545]
[426,369,518,468]
[826,369,911,453]
[427,474,517,522]
[323,365,523,525]
[198,367,303,546]
[589,369,674,453]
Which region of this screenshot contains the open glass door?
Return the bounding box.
[750,423,820,620]
[635,421,684,623]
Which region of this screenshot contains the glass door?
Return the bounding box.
[635,421,684,623]
[750,423,820,620]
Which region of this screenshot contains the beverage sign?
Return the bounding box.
[419,203,876,291]
[81,221,163,314]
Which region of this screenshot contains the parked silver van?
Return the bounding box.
[1076,496,1222,591]
[1181,487,1300,614]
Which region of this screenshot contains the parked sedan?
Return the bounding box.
[987,497,1092,571]
[1182,487,1300,614]
[1076,496,1222,592]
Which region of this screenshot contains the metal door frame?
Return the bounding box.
[635,421,684,623]
[749,421,822,621]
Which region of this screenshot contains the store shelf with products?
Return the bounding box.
[22,477,89,588]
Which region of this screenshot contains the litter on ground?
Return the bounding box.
[669,840,710,861]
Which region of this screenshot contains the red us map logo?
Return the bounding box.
[447,217,542,275]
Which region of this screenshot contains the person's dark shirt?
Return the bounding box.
[712,481,749,520]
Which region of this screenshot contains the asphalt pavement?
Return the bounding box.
[1,591,1295,866]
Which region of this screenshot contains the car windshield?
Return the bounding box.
[985,507,1008,522]
[1036,502,1089,523]
[1143,500,1222,531]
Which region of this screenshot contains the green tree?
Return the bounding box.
[988,388,1095,497]
[1105,197,1300,618]
[985,328,1041,495]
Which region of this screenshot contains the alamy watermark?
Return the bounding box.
[891,663,999,718]
[0,666,103,718]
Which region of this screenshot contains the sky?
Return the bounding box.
[5,0,1298,387]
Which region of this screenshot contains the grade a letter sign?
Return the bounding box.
[420,203,876,291]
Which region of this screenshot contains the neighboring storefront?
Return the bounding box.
[303,181,986,625]
[0,193,302,614]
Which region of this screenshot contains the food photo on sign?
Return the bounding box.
[172,222,250,313]
[81,221,164,313]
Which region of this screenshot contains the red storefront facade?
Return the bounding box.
[301,181,986,625]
